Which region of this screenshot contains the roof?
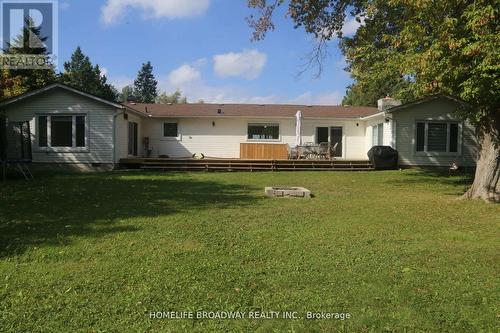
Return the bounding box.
[124,102,379,119]
[0,83,125,110]
[387,94,469,113]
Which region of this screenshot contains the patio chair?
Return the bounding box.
[329,142,339,159]
[318,142,329,160]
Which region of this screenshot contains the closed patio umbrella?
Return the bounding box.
[295,110,302,147]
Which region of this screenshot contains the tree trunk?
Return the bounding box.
[463,115,500,203]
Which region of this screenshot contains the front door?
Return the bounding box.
[128,122,138,156]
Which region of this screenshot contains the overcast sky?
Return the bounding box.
[56,0,361,104]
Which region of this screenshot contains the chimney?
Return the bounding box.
[377,96,402,112]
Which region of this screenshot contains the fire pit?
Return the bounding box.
[265,187,312,198]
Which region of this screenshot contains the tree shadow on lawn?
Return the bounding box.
[0,172,260,258]
[385,168,474,196]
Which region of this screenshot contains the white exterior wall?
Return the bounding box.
[392,99,478,167]
[115,112,143,161]
[365,115,396,149]
[142,117,369,159]
[3,88,121,165]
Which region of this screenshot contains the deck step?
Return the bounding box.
[124,158,373,172]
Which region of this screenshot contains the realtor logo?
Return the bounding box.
[0,0,58,69]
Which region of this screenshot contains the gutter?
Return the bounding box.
[359,111,385,120]
[124,115,374,121]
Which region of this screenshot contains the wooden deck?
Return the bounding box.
[120,158,374,172]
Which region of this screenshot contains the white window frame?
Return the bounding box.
[414,120,462,156]
[161,122,181,141]
[35,114,89,152]
[246,122,281,142]
[372,123,384,146]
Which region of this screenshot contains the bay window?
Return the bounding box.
[37,115,87,149]
[416,121,460,153]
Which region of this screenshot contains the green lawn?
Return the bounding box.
[0,170,498,332]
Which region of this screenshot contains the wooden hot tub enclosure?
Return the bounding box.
[240,143,289,160]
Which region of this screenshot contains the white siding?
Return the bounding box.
[142,117,368,159]
[115,112,143,161]
[4,88,121,164]
[393,99,478,166]
[364,115,394,150]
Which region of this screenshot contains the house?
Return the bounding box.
[0,83,478,170]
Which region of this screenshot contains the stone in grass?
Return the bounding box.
[265,187,312,198]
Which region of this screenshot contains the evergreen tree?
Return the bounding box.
[134,62,158,103]
[60,46,118,101]
[1,17,56,98]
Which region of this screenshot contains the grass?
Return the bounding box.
[0,169,498,332]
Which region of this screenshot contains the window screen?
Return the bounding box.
[427,123,448,152]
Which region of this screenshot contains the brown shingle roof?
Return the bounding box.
[124,102,379,119]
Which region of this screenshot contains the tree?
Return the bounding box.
[156,90,188,104]
[248,0,500,202]
[342,75,412,107]
[134,62,158,103]
[59,47,118,101]
[0,69,25,101]
[118,85,138,103]
[1,17,56,99]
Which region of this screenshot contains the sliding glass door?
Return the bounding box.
[330,127,343,157]
[315,126,343,158]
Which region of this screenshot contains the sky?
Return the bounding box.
[56,0,361,104]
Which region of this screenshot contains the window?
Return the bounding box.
[316,127,329,144]
[37,115,87,149]
[416,121,460,153]
[314,126,343,157]
[51,116,73,147]
[163,123,178,138]
[372,123,384,146]
[248,123,279,140]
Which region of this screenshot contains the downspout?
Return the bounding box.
[113,109,125,169]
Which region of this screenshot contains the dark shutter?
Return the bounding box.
[38,116,48,147]
[416,123,425,152]
[449,123,458,153]
[75,116,85,147]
